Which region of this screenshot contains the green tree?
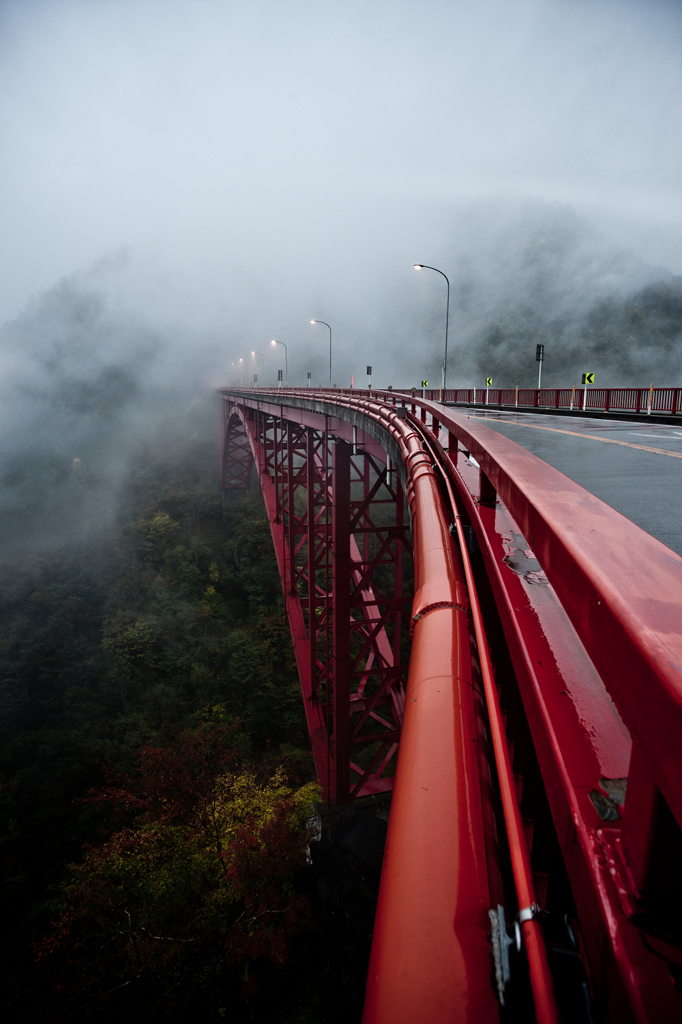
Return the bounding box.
[37,723,320,1021]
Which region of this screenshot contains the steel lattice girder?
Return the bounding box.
[221,408,254,489]
[221,399,411,806]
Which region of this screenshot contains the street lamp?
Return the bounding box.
[251,350,264,385]
[414,264,450,393]
[238,357,244,387]
[271,339,287,385]
[310,320,332,388]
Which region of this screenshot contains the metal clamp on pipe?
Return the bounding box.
[518,903,540,925]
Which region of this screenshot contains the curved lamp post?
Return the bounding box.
[251,350,264,385]
[310,320,332,388]
[271,339,288,385]
[414,264,450,392]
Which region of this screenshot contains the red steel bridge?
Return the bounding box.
[218,385,682,1024]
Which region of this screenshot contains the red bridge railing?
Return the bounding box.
[387,385,682,415]
[219,386,682,1024]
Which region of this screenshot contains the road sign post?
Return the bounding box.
[581,373,594,411]
[307,372,311,387]
[278,369,283,388]
[367,365,372,390]
[536,344,545,388]
[485,377,492,405]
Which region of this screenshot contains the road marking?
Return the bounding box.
[475,416,682,459]
[629,432,682,440]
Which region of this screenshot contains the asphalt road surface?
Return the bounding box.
[462,409,682,557]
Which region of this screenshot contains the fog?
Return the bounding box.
[1,0,680,543]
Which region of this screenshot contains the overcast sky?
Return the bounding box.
[0,0,680,383]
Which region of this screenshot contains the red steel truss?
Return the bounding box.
[221,397,411,805]
[219,386,682,1024]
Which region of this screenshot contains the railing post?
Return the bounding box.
[515,385,519,408]
[447,429,458,465]
[479,469,497,505]
[605,389,611,412]
[647,382,654,415]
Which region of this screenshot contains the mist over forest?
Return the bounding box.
[1,0,680,556]
[1,198,680,555]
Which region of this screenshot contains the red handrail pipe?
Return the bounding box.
[419,428,559,1024]
[361,402,498,1023]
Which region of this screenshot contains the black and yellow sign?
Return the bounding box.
[486,377,493,386]
[421,380,428,387]
[582,372,595,384]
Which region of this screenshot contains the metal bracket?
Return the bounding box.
[489,905,516,1005]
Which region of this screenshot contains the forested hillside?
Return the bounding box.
[0,397,339,1022]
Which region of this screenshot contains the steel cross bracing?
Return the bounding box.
[221,398,411,806]
[219,386,682,1024]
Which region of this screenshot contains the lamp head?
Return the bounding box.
[271,339,276,346]
[414,264,422,269]
[310,319,316,324]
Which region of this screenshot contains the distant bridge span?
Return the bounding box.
[219,386,682,1024]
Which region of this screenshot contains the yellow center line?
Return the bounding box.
[474,415,682,459]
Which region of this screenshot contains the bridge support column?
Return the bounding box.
[331,441,352,805]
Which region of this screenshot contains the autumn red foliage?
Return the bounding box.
[35,722,319,1022]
